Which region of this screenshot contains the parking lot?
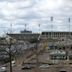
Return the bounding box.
[4,63,72,72]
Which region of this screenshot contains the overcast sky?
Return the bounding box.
[0,0,72,35]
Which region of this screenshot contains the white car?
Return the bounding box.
[12,61,16,67]
[39,64,49,69]
[0,66,6,72]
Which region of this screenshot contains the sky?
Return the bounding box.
[0,0,72,35]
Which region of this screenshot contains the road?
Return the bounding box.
[6,64,72,72]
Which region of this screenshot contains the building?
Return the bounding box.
[7,30,40,41]
[6,31,72,72]
[20,30,32,34]
[41,31,72,39]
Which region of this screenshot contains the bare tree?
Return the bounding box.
[0,36,27,72]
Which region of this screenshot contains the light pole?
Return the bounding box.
[24,24,27,31]
[35,33,41,72]
[67,18,71,64]
[51,16,53,32]
[38,24,41,33]
[68,18,70,33]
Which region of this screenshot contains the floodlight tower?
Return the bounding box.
[50,16,54,40]
[68,18,71,39]
[51,16,53,32]
[38,24,41,33]
[24,24,27,31]
[10,23,13,33]
[68,18,70,33]
[67,18,71,63]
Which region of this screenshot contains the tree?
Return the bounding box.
[0,37,27,72]
[29,38,40,43]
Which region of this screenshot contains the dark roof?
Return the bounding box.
[42,31,72,35]
[7,33,40,40]
[20,30,32,34]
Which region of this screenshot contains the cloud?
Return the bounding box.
[0,0,72,35]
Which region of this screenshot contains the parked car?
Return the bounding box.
[0,66,7,72]
[21,64,34,70]
[39,64,49,69]
[12,60,16,67]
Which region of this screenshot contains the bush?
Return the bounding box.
[29,39,38,43]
